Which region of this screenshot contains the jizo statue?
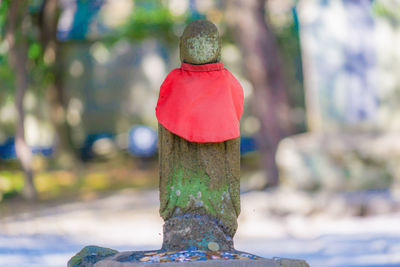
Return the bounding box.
[156,20,244,251]
[68,19,309,267]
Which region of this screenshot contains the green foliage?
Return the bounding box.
[0,0,51,142]
[28,42,42,59]
[0,157,159,202]
[0,0,51,98]
[0,171,25,200]
[0,54,15,94]
[373,0,400,26]
[0,0,9,36]
[0,0,13,94]
[119,0,177,42]
[269,7,306,133]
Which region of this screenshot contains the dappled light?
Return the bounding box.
[0,0,400,266]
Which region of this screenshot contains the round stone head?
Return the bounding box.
[180,20,221,65]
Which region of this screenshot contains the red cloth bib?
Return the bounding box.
[156,62,243,143]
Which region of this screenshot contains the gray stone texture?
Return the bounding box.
[94,258,309,267]
[162,214,234,251]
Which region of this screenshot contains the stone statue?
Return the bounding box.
[68,20,309,267]
[156,19,244,251]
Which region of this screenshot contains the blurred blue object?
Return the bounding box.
[240,136,258,155]
[57,0,105,41]
[0,138,17,160]
[189,0,206,20]
[80,132,114,160]
[32,146,55,157]
[128,126,158,157]
[0,138,54,160]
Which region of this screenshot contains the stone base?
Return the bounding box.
[68,246,309,267]
[94,258,309,267]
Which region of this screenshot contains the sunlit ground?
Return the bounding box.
[0,155,159,203]
[1,189,400,267]
[0,158,400,267]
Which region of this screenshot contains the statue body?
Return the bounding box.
[156,20,243,251]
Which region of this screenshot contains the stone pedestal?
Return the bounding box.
[94,258,309,267]
[68,246,310,267]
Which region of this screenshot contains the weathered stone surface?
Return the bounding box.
[179,19,221,65]
[162,214,233,251]
[158,123,240,250]
[276,133,400,191]
[68,246,119,267]
[94,257,309,267]
[68,247,307,267]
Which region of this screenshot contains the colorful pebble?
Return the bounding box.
[132,249,262,263]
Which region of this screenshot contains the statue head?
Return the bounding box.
[180,20,221,65]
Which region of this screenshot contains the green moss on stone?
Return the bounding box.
[158,124,240,237]
[161,164,235,227]
[67,246,118,267]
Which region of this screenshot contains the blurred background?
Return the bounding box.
[1,0,400,266]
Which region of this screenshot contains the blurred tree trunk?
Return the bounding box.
[225,0,292,187]
[5,0,37,200]
[39,0,77,167]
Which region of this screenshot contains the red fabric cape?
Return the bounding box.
[156,62,243,143]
